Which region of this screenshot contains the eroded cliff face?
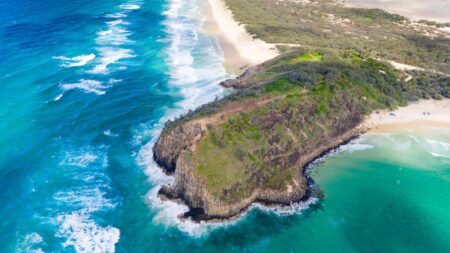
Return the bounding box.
[153,123,203,173]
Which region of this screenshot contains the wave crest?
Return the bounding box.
[53,54,96,67]
[88,48,135,75]
[59,79,110,95]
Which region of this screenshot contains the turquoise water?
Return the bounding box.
[2,0,450,252]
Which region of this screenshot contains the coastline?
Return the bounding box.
[162,126,365,223]
[363,99,450,133]
[151,0,450,225]
[203,0,279,74]
[192,98,450,221]
[154,98,450,223]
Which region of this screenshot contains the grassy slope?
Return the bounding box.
[224,0,450,73]
[181,50,449,202]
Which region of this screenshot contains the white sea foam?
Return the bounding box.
[57,211,120,253]
[88,48,135,74]
[119,4,140,10]
[251,197,319,216]
[54,93,64,101]
[103,130,119,137]
[145,187,208,236]
[97,29,113,36]
[54,54,96,67]
[162,0,228,111]
[306,139,375,169]
[60,152,98,168]
[337,143,374,153]
[104,13,127,19]
[426,139,450,150]
[145,185,245,237]
[108,78,122,84]
[137,142,174,186]
[429,152,450,159]
[91,2,138,74]
[105,19,127,27]
[96,28,132,45]
[16,233,45,253]
[55,145,119,252]
[59,146,108,168]
[97,19,132,46]
[60,79,110,95]
[54,187,117,213]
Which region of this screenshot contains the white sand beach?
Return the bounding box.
[364,99,450,133]
[203,0,279,74]
[340,0,450,23]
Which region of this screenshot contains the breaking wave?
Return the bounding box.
[88,48,135,75]
[59,79,110,95]
[120,4,140,10]
[53,54,96,67]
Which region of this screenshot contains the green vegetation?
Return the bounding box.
[181,51,449,201]
[286,51,324,64]
[224,0,450,73]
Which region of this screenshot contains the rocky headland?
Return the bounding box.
[153,49,449,221]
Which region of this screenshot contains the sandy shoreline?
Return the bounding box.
[363,99,450,133]
[203,0,279,74]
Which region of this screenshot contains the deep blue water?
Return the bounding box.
[0,0,226,251]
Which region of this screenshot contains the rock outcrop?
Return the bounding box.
[219,65,263,89]
[153,123,203,173]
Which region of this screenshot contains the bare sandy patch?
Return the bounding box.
[363,99,450,133]
[203,0,279,75]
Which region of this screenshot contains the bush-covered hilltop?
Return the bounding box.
[153,50,449,220]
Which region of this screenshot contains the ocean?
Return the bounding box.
[1,0,449,252]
